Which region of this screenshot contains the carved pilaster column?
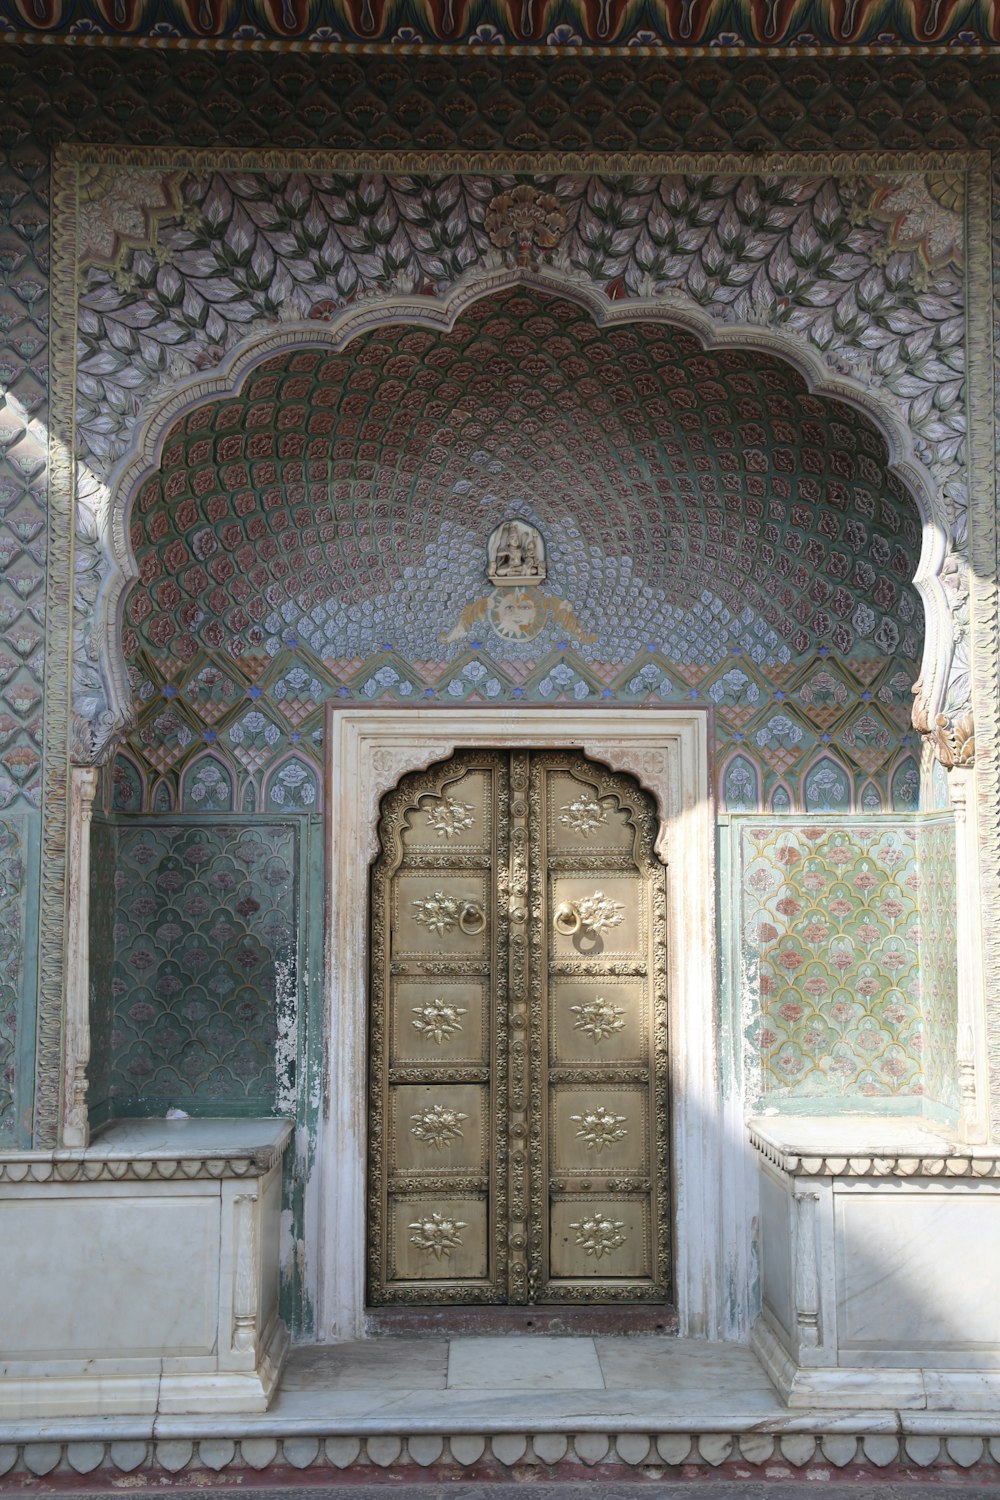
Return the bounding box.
[63,766,99,1149]
[950,769,989,1144]
[793,1190,822,1351]
[232,1191,260,1353]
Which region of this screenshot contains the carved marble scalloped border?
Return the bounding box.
[1,1428,999,1476]
[0,1151,286,1184]
[748,1126,1000,1178]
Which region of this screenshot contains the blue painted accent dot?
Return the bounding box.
[469,640,482,649]
[424,688,436,697]
[286,637,298,649]
[688,689,699,699]
[381,642,393,650]
[337,686,349,697]
[601,688,613,699]
[290,732,302,742]
[821,733,832,744]
[512,688,524,698]
[162,685,176,698]
[203,730,217,742]
[248,685,262,699]
[557,641,568,650]
[818,645,830,656]
[774,690,786,701]
[734,732,743,742]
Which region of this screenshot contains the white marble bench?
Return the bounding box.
[750,1115,1000,1409]
[0,1117,292,1419]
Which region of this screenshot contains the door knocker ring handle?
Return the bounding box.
[459,901,486,936]
[554,900,582,936]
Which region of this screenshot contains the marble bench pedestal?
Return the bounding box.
[0,1117,292,1419]
[750,1116,1000,1410]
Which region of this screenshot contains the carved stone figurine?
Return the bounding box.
[487,519,546,586]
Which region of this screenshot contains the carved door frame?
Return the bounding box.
[317,705,718,1341]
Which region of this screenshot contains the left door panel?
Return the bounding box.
[368,752,510,1304]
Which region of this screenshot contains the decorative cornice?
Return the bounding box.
[3,0,1000,52]
[0,1132,293,1185]
[749,1124,1000,1179]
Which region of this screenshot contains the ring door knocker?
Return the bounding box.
[553,900,582,936]
[459,900,487,936]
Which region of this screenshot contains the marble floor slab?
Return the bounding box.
[446,1336,606,1391]
[281,1339,448,1391]
[595,1337,778,1392]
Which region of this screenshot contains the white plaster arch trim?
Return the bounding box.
[317,705,722,1341]
[94,268,952,763]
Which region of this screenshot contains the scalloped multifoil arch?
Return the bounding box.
[92,267,952,761]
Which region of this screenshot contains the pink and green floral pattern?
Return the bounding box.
[743,819,956,1106]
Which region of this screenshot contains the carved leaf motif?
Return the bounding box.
[412,891,462,935]
[409,1103,468,1149]
[570,997,627,1042]
[424,795,476,839]
[570,1103,628,1152]
[408,1212,467,1259]
[569,1211,627,1259]
[559,793,608,836]
[576,891,625,935]
[411,997,466,1043]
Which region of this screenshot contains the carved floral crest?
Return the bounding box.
[484,184,568,268]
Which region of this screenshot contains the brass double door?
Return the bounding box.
[368,750,670,1307]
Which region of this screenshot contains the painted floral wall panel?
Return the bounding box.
[106,821,298,1116]
[739,817,956,1110]
[918,817,960,1114]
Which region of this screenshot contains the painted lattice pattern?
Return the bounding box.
[742,820,957,1103]
[106,822,297,1114]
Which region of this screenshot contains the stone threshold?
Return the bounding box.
[2,1340,1000,1481]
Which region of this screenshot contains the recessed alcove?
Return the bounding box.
[65,280,976,1412]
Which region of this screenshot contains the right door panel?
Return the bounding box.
[531,755,670,1303]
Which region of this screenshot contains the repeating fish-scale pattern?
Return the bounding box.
[0,1,998,51]
[4,49,1000,158]
[120,290,922,811]
[743,821,929,1098]
[107,822,296,1115]
[0,143,47,813]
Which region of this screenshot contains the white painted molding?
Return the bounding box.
[63,766,99,1148]
[317,705,721,1340]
